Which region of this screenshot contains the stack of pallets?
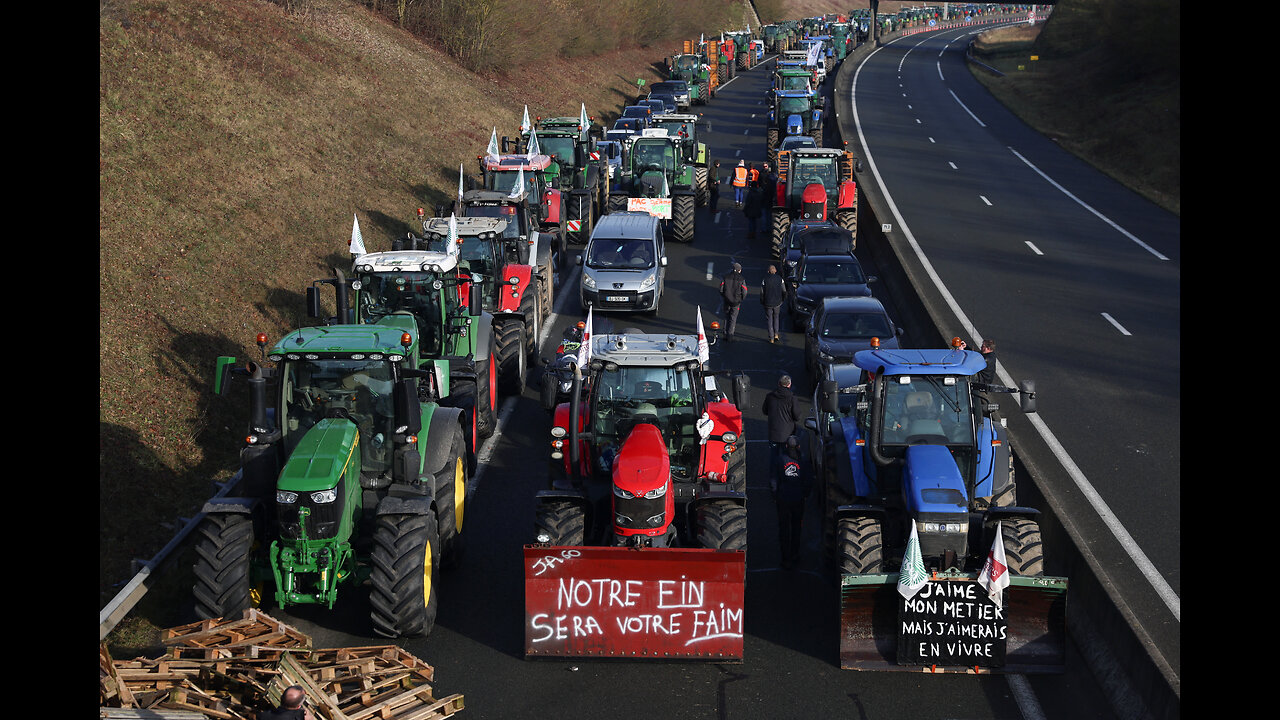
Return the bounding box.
[101,610,464,719]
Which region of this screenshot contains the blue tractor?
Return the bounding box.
[809,338,1066,671]
[767,89,824,164]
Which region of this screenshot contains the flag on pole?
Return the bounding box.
[977,521,1011,609]
[576,305,593,368]
[696,306,709,364]
[350,214,367,256]
[457,163,465,205]
[486,127,500,162]
[806,42,820,67]
[526,127,541,159]
[520,105,532,135]
[897,524,929,600]
[659,173,670,198]
[447,213,460,257]
[508,166,526,200]
[579,103,590,141]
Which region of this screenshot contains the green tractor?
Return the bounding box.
[668,53,711,106]
[512,116,609,245]
[195,274,480,638]
[725,30,754,70]
[607,129,698,244]
[648,113,710,207]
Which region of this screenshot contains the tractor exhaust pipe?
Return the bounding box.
[569,362,583,489]
[246,361,271,434]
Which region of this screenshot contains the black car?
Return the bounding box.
[788,252,876,331]
[648,93,679,115]
[780,221,855,280]
[803,296,901,388]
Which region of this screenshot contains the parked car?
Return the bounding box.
[647,94,679,115]
[780,221,855,280]
[578,211,668,313]
[649,81,691,111]
[803,296,901,386]
[621,106,653,128]
[788,252,876,331]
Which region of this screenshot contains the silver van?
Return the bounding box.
[577,211,667,313]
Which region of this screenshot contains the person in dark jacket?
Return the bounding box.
[743,183,763,239]
[709,160,721,211]
[719,262,748,341]
[772,435,810,569]
[763,374,804,467]
[260,686,316,720]
[762,162,777,211]
[760,264,786,342]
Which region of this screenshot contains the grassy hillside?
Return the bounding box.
[98,0,757,604]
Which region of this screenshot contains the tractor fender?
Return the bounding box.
[495,263,533,313]
[375,495,435,517]
[422,406,467,477]
[834,503,888,522]
[838,179,857,210]
[543,188,562,224]
[685,488,746,528]
[202,497,261,515]
[981,506,1042,526]
[535,488,589,510]
[531,231,551,271]
[469,311,496,362]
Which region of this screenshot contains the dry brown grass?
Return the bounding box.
[99,0,749,606]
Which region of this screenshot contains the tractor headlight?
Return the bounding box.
[276,490,298,504]
[643,485,668,499]
[311,488,338,504]
[920,521,968,534]
[721,431,738,444]
[614,486,635,499]
[535,530,552,543]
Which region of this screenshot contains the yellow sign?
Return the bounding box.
[1030,55,1039,61]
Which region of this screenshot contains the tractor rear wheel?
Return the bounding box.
[696,500,747,551]
[535,501,585,545]
[698,81,709,104]
[476,352,496,438]
[567,194,591,245]
[837,516,883,574]
[192,513,256,620]
[766,128,779,160]
[434,427,469,569]
[695,166,709,207]
[1002,518,1045,576]
[836,208,857,248]
[770,210,790,261]
[495,319,527,397]
[672,194,695,243]
[520,290,540,362]
[724,439,747,494]
[369,512,441,638]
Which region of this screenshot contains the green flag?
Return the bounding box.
[897,524,928,600]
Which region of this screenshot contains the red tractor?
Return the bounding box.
[770,147,861,261]
[478,153,566,266]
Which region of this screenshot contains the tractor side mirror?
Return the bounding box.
[804,416,819,432]
[1019,379,1036,414]
[394,378,423,436]
[820,380,839,414]
[306,286,322,319]
[214,356,237,397]
[468,284,483,316]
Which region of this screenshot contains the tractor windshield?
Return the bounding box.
[486,169,538,197]
[791,158,838,204]
[631,140,675,173]
[880,375,975,447]
[357,272,444,358]
[467,204,524,240]
[780,75,811,91]
[539,135,576,164]
[779,96,811,115]
[591,363,701,480]
[280,357,397,477]
[674,55,699,72]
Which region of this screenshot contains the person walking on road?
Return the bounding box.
[719,262,748,342]
[762,162,778,211]
[760,264,786,342]
[743,183,763,240]
[732,160,748,207]
[709,160,721,211]
[763,374,804,468]
[772,435,810,570]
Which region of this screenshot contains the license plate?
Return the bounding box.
[606,296,628,302]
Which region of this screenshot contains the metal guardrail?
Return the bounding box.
[99,472,242,641]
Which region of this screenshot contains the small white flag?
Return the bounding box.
[700,33,704,46]
[579,103,590,139]
[486,127,501,161]
[509,166,526,200]
[977,521,1011,609]
[447,213,460,257]
[457,163,465,204]
[526,127,541,159]
[695,306,709,364]
[576,305,593,368]
[520,105,532,135]
[897,524,929,600]
[350,214,367,256]
[659,173,670,198]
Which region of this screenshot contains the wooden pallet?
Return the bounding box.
[272,649,464,720]
[162,609,312,661]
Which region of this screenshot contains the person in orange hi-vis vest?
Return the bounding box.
[732,160,748,206]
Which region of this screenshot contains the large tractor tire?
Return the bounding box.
[698,81,709,104]
[837,516,883,574]
[538,258,554,324]
[520,290,540,362]
[567,193,593,245]
[770,210,790,261]
[494,318,527,397]
[535,501,586,545]
[468,351,497,439]
[369,512,441,638]
[696,500,748,551]
[724,440,747,494]
[718,64,729,85]
[695,166,709,207]
[672,194,696,243]
[811,122,823,147]
[433,427,469,568]
[608,193,628,214]
[1001,518,1045,576]
[192,513,256,620]
[836,208,857,248]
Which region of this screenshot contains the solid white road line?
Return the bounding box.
[1101,313,1132,336]
[1025,241,1043,255]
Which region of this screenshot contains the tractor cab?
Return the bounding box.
[649,114,706,166]
[628,133,680,196]
[416,217,515,315]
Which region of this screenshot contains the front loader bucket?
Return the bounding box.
[839,573,1067,673]
[524,545,745,660]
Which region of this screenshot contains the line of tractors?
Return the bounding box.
[191,7,1063,673]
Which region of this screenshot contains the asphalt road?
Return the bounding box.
[265,47,1121,720]
[840,19,1180,692]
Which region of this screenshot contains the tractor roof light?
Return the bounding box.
[401,332,413,348]
[869,336,880,348]
[417,208,425,217]
[952,336,964,348]
[245,435,258,445]
[256,333,269,346]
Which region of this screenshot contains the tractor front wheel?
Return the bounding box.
[369,512,441,638]
[836,208,857,248]
[837,516,883,574]
[192,513,256,620]
[535,501,585,546]
[770,210,790,261]
[476,352,497,438]
[434,427,469,569]
[696,500,747,551]
[672,194,696,243]
[695,166,709,207]
[495,319,527,397]
[1002,518,1045,576]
